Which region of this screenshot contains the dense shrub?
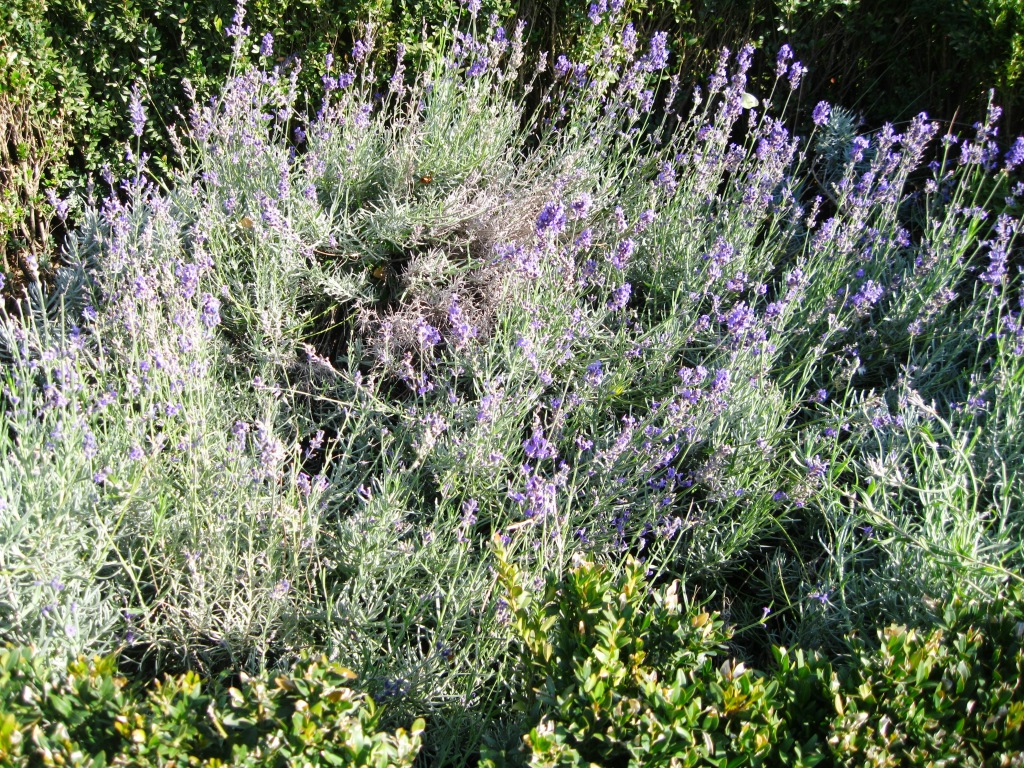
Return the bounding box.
[1,6,1023,765]
[0,0,84,280]
[486,547,1024,766]
[0,646,424,765]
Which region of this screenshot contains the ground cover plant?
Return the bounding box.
[1,0,1023,764]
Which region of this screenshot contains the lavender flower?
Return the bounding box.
[523,429,557,460]
[641,31,669,72]
[805,455,828,479]
[271,579,290,599]
[725,302,756,339]
[709,48,729,93]
[129,85,146,138]
[513,465,557,519]
[607,282,631,311]
[614,205,627,232]
[417,318,442,348]
[467,58,489,77]
[260,33,274,57]
[226,0,249,39]
[570,193,593,219]
[850,280,884,310]
[45,190,71,221]
[255,421,286,480]
[448,297,477,349]
[535,201,567,240]
[631,211,655,235]
[389,44,407,94]
[457,498,478,543]
[200,293,222,328]
[656,161,677,194]
[610,238,635,269]
[711,368,731,394]
[305,429,325,459]
[812,101,831,127]
[82,430,98,459]
[176,261,201,300]
[980,215,1013,286]
[787,61,806,90]
[1006,136,1024,170]
[704,237,735,280]
[775,44,793,78]
[621,23,637,56]
[808,588,831,606]
[353,37,371,63]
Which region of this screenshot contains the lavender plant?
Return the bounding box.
[1,1,1022,762]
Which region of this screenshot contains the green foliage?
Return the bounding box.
[487,546,1024,767]
[0,646,424,766]
[486,543,816,766]
[830,589,1024,766]
[0,0,83,273]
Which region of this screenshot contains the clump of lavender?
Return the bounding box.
[3,9,1022,764]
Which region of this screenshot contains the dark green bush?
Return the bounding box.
[486,541,1024,766]
[0,0,86,281]
[0,646,424,766]
[830,592,1024,766]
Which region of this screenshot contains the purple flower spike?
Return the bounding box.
[129,85,146,138]
[571,193,593,219]
[621,23,637,56]
[642,31,669,72]
[1006,136,1024,170]
[200,293,222,328]
[535,201,567,239]
[775,44,793,78]
[850,280,884,310]
[788,61,806,90]
[812,101,831,126]
[611,238,635,270]
[607,282,631,311]
[523,430,557,460]
[353,38,371,63]
[656,161,677,194]
[260,32,274,57]
[227,0,250,39]
[467,58,489,77]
